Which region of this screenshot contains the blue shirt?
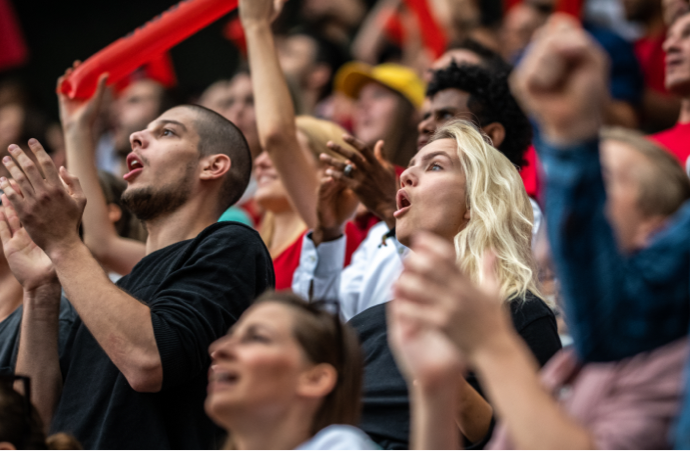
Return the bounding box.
[535,137,690,447]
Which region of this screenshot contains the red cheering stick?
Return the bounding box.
[59,0,239,99]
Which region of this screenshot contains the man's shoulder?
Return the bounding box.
[194,220,263,244]
[121,221,273,290]
[170,221,268,262]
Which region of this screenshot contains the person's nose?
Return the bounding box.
[129,129,148,151]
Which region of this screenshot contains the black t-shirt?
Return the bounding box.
[0,298,77,375]
[50,222,274,449]
[349,292,562,450]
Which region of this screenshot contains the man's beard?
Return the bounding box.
[121,179,192,222]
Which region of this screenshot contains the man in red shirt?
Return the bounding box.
[649,4,690,167]
[623,0,681,131]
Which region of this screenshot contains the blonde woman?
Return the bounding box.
[349,120,561,449]
[241,0,371,289]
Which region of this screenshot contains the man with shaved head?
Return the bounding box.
[1,100,274,449]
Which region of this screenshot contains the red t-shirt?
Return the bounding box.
[272,221,377,290]
[635,33,669,95]
[650,122,690,166]
[519,145,541,199]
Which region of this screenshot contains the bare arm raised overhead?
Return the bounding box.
[240,0,322,229]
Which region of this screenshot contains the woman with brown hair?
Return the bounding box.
[204,292,374,450]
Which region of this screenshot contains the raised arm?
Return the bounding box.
[511,15,690,362]
[0,198,62,431]
[240,0,320,229]
[392,232,595,449]
[0,141,162,393]
[58,66,145,275]
[387,297,463,449]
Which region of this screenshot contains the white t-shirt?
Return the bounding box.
[296,425,378,450]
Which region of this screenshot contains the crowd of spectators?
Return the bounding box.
[1,0,690,449]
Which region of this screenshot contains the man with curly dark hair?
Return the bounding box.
[420,61,532,168]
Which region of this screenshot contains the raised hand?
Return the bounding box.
[239,0,287,25]
[311,175,359,246]
[57,62,108,133]
[388,297,464,388]
[510,14,608,146]
[392,232,511,362]
[0,194,56,291]
[321,135,398,229]
[0,140,86,257]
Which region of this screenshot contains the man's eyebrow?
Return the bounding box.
[155,119,188,131]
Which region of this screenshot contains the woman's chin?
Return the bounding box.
[205,396,240,429]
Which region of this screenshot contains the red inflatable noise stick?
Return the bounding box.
[59,0,239,99]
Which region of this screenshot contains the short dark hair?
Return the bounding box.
[427,62,532,167]
[182,104,252,214]
[445,38,513,74]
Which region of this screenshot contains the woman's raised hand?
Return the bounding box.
[388,297,464,389]
[392,232,511,362]
[321,135,398,229]
[311,175,359,246]
[239,0,288,25]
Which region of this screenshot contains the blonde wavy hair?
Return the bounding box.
[430,120,541,302]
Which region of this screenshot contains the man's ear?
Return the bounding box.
[296,363,337,399]
[107,203,123,224]
[199,154,232,181]
[481,122,506,149]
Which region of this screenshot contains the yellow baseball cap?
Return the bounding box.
[334,62,426,109]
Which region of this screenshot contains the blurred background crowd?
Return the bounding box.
[2,0,690,449]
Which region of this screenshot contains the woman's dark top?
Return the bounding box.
[348,291,562,450]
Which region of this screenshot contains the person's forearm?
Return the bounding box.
[243,20,319,229]
[411,380,461,450]
[63,125,144,275]
[15,282,63,432]
[49,239,162,392]
[472,330,593,449]
[537,137,690,361]
[455,376,493,443]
